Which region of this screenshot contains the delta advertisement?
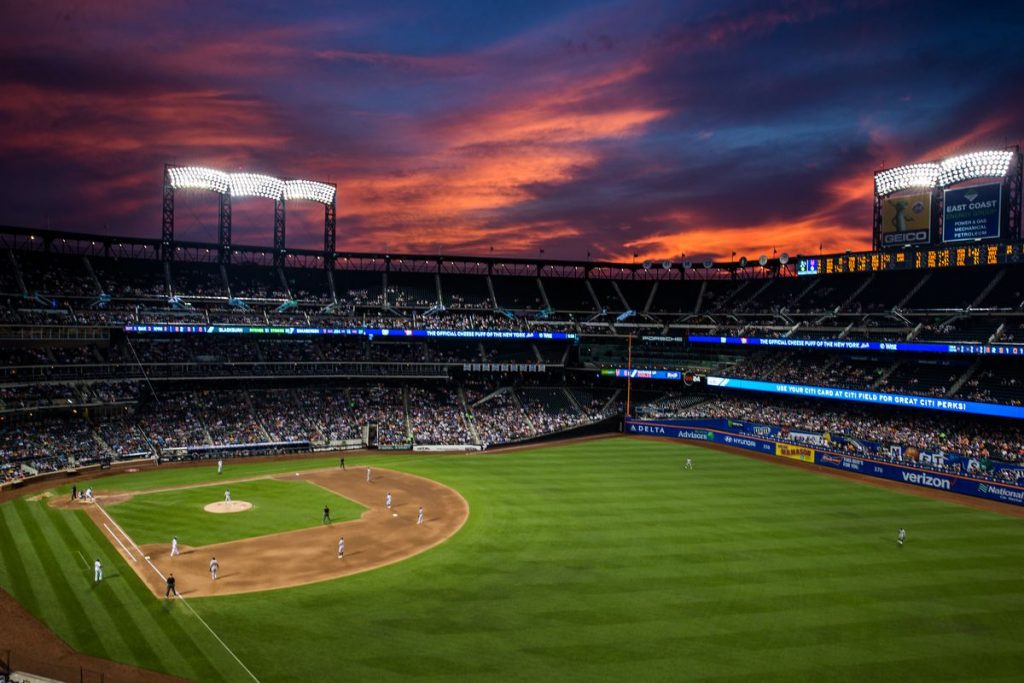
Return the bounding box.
[625,418,1024,507]
[943,183,1002,243]
[879,192,932,247]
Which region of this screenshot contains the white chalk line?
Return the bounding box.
[102,522,137,562]
[94,502,261,683]
[76,550,90,571]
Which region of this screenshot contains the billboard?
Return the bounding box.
[943,182,1002,242]
[879,191,932,246]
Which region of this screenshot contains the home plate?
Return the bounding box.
[392,513,398,517]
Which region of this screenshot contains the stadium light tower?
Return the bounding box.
[162,165,337,267]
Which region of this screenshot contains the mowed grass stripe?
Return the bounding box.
[0,498,41,615]
[9,499,109,658]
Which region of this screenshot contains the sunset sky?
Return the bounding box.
[0,0,1021,261]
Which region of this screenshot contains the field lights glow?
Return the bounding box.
[874,163,939,196]
[937,150,1014,187]
[166,166,335,203]
[228,173,286,200]
[284,180,336,204]
[167,166,230,193]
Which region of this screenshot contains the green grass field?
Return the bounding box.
[103,479,366,546]
[3,437,1024,682]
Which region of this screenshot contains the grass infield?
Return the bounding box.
[2,438,1024,682]
[103,479,366,547]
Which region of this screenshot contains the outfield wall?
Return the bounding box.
[624,418,1024,507]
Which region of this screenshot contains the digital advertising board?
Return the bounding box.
[943,182,1002,242]
[879,191,932,246]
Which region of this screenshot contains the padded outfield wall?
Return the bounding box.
[624,418,1024,508]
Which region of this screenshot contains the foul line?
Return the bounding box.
[76,550,90,571]
[93,502,261,683]
[103,522,137,562]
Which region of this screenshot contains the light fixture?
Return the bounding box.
[874,163,939,196]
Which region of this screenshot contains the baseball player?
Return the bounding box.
[170,536,180,557]
[224,489,231,503]
[217,459,223,475]
[210,557,219,580]
[366,467,371,483]
[322,505,331,524]
[685,458,693,470]
[385,491,392,510]
[165,574,176,598]
[897,528,906,546]
[71,484,77,501]
[339,457,346,470]
[337,536,345,559]
[93,558,102,582]
[417,506,424,525]
[85,487,93,502]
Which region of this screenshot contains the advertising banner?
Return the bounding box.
[943,182,1002,242]
[880,192,932,246]
[687,335,1024,358]
[625,418,1024,507]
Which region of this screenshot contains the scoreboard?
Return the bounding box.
[813,242,1020,275]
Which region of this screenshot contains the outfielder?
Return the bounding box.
[93,558,103,582]
[366,467,371,483]
[897,528,906,546]
[210,556,219,580]
[417,506,424,525]
[685,458,693,470]
[217,459,223,475]
[338,536,345,559]
[170,536,180,556]
[385,491,392,510]
[224,489,231,503]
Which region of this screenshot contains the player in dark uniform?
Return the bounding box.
[71,484,77,501]
[339,457,346,470]
[165,574,176,598]
[323,505,331,524]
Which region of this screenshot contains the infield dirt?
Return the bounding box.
[67,467,469,598]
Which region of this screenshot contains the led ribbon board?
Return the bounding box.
[123,325,575,340]
[705,376,1024,420]
[687,335,1024,357]
[601,368,684,380]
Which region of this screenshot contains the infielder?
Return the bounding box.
[93,558,102,582]
[685,458,693,470]
[338,536,345,559]
[224,489,231,503]
[170,536,180,557]
[366,467,371,482]
[417,506,424,525]
[210,556,219,580]
[385,491,392,510]
[217,459,223,475]
[85,487,94,501]
[897,528,906,546]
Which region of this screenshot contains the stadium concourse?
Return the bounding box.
[1,225,1024,489]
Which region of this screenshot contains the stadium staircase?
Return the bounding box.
[839,273,875,312]
[693,280,708,314]
[82,256,103,295]
[600,389,622,415]
[485,276,498,309]
[871,361,901,390]
[989,323,1005,343]
[562,387,584,415]
[402,387,413,440]
[611,281,630,311]
[971,268,1006,308]
[536,277,551,310]
[510,390,537,434]
[948,359,982,397]
[91,430,116,459]
[897,272,932,308]
[434,274,444,307]
[787,276,821,309]
[457,387,481,445]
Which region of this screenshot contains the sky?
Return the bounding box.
[0,0,1021,261]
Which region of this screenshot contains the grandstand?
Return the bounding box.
[1,219,1023,490]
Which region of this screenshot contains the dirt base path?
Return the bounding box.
[83,467,469,598]
[0,587,188,683]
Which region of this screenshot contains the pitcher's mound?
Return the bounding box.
[204,501,253,514]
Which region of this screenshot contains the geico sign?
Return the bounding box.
[882,230,929,245]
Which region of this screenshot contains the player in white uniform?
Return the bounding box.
[210,557,219,580]
[897,528,906,546]
[224,489,231,503]
[417,506,424,525]
[217,459,223,475]
[385,491,392,509]
[338,536,345,559]
[85,487,94,501]
[685,458,693,470]
[366,467,371,482]
[94,558,103,582]
[170,536,180,556]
